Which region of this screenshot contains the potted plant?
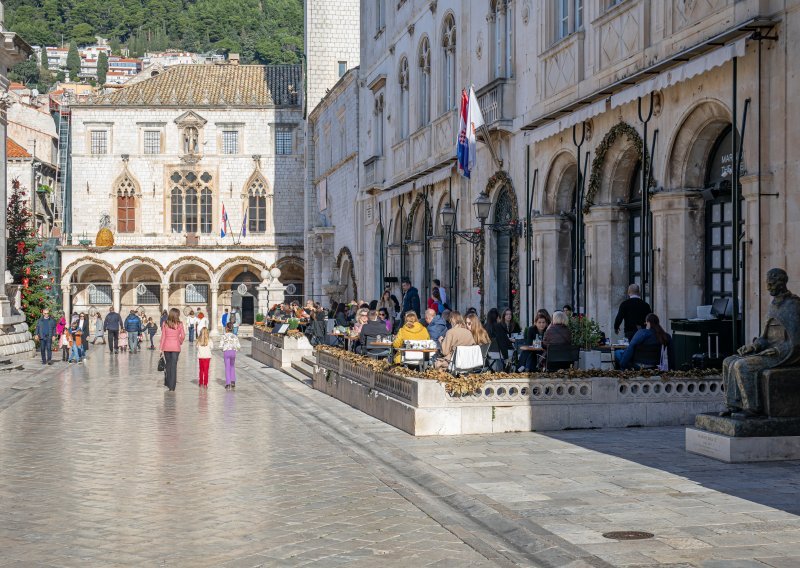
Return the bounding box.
[36,184,53,194]
[255,313,265,324]
[569,314,604,369]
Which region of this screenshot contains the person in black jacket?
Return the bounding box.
[493,307,520,360]
[400,278,421,318]
[614,284,652,341]
[103,307,123,354]
[34,309,57,365]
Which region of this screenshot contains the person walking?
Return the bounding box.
[196,312,208,337]
[124,310,143,353]
[69,319,84,363]
[103,307,122,354]
[400,278,421,318]
[160,309,168,329]
[159,308,185,392]
[186,310,197,343]
[614,283,652,341]
[220,322,241,390]
[77,312,90,357]
[221,308,229,330]
[34,309,57,365]
[59,326,71,362]
[91,313,106,345]
[145,317,158,349]
[233,308,242,336]
[196,327,212,388]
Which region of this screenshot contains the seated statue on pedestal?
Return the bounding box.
[721,268,800,417]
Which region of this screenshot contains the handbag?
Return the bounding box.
[157,354,166,372]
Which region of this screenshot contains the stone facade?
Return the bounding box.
[61,64,305,332]
[308,0,800,352]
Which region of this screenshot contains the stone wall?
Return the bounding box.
[313,351,726,436]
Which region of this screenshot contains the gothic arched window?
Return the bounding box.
[169,170,213,234]
[441,14,457,112]
[418,36,431,127]
[399,57,410,139]
[171,187,183,233]
[115,174,138,233]
[200,188,212,234]
[246,173,269,234]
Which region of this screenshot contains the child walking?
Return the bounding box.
[59,328,71,362]
[220,322,241,390]
[119,328,128,352]
[196,328,212,388]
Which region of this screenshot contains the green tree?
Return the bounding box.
[9,57,39,85]
[66,43,81,80]
[6,179,55,335]
[71,23,96,46]
[97,51,108,84]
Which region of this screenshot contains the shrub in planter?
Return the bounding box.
[255,313,265,323]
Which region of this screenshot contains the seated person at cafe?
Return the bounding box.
[465,313,491,346]
[519,312,551,372]
[492,307,521,360]
[358,310,389,352]
[614,283,652,341]
[392,311,431,363]
[543,311,572,371]
[352,309,369,336]
[333,303,349,328]
[377,308,393,333]
[434,312,475,369]
[424,308,448,349]
[305,310,327,346]
[616,313,673,370]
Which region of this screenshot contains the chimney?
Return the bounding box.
[228,53,240,65]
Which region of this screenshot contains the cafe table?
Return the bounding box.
[396,347,438,369]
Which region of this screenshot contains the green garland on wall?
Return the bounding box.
[585,122,654,214]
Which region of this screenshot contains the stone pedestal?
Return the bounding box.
[686,413,800,463]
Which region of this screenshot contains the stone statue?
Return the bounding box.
[721,268,800,417]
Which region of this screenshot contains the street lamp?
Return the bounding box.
[473,192,492,320]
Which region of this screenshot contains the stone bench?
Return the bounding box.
[761,368,800,418]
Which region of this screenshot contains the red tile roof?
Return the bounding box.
[7,138,31,159]
[8,82,26,90]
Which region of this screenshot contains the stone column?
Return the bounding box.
[408,243,424,295]
[61,285,71,319]
[584,206,628,336]
[650,190,705,331]
[210,286,219,336]
[740,174,762,342]
[531,215,573,312]
[160,281,170,313]
[112,284,121,314]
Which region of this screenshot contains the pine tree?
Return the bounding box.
[66,43,81,80]
[97,51,108,84]
[6,179,55,335]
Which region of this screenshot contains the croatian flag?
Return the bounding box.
[456,87,485,179]
[220,203,228,238]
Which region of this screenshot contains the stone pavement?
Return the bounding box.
[0,344,798,567]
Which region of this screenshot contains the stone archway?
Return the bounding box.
[335,247,358,302]
[485,170,520,317]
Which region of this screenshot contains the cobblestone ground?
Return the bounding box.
[1,345,799,568]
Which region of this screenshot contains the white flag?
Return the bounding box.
[466,86,485,175]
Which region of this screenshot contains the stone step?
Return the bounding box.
[301,355,316,368]
[282,364,312,387]
[291,359,314,380]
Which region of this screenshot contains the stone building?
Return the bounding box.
[303,0,360,302]
[59,63,305,332]
[305,68,361,302]
[0,0,35,356]
[317,0,798,347]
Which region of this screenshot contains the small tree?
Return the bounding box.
[97,51,108,84]
[66,43,81,80]
[6,179,55,334]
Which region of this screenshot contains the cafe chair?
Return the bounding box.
[363,335,391,361]
[545,345,581,372]
[449,345,485,375]
[401,350,425,368]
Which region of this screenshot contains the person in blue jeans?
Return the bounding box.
[34,309,57,365]
[615,313,674,370]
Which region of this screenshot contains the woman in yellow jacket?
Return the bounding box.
[392,311,431,363]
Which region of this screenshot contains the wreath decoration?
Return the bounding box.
[585,122,655,214]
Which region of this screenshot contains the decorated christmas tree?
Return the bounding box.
[6,179,55,334]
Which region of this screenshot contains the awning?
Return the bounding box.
[375,163,454,204]
[527,99,608,144]
[610,37,747,109]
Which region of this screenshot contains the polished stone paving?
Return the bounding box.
[1,344,799,567]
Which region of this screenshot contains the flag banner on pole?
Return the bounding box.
[466,86,485,177]
[220,203,228,238]
[456,89,470,178]
[241,208,247,238]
